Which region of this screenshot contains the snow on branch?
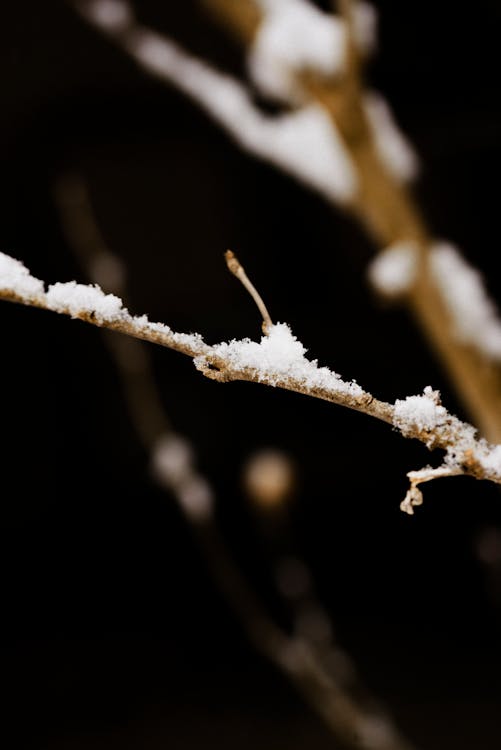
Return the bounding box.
[369,241,501,363]
[430,242,501,361]
[2,250,501,512]
[71,0,357,204]
[249,0,415,184]
[362,91,419,184]
[0,252,207,358]
[72,0,501,442]
[367,241,418,297]
[248,0,349,103]
[250,0,378,98]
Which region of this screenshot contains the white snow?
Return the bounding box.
[125,30,357,204]
[250,0,347,103]
[144,319,207,354]
[0,252,45,300]
[208,322,364,396]
[78,0,133,32]
[430,242,501,360]
[46,281,126,322]
[127,30,202,83]
[79,3,393,207]
[393,386,447,440]
[369,238,501,364]
[2,249,501,497]
[368,241,418,296]
[249,1,377,102]
[260,105,357,203]
[126,31,255,135]
[394,385,501,484]
[211,323,306,379]
[352,1,378,56]
[363,91,419,183]
[478,444,501,478]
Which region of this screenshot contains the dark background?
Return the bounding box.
[1,1,501,748]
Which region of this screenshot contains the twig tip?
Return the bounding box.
[225,249,241,277]
[223,248,273,332]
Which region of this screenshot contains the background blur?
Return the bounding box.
[2,1,501,748]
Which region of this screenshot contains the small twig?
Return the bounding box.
[400,466,463,515]
[225,250,273,333]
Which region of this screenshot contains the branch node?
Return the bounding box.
[194,353,231,382]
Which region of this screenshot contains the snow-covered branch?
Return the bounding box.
[2,250,501,511]
[0,252,207,358]
[69,0,501,444]
[70,0,357,204]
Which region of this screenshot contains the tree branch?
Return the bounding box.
[225,249,273,333]
[2,250,501,512]
[200,0,501,444]
[68,0,501,444]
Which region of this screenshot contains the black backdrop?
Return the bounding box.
[2,1,501,748]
